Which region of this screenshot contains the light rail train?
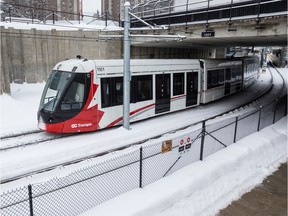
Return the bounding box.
[38,56,259,133]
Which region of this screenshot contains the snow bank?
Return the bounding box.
[0,83,45,135]
[81,116,287,216]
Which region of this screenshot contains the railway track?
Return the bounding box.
[1,65,285,184]
[0,78,271,152]
[0,131,74,151]
[0,130,41,140]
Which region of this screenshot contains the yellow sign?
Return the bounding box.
[162,140,172,154]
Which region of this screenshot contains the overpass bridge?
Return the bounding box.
[129,0,287,48]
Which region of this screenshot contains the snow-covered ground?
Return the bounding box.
[0,67,287,216]
[81,116,287,216]
[0,82,46,134]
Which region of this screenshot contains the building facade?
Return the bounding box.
[1,0,80,21]
[47,0,80,20]
[101,0,158,21]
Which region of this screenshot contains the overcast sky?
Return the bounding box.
[82,0,101,13]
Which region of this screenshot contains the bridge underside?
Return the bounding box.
[131,16,287,49]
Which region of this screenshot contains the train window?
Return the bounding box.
[101,75,152,108]
[132,75,152,102]
[101,77,123,108]
[225,69,231,83]
[60,73,87,111]
[173,73,184,96]
[237,69,242,82]
[101,79,110,108]
[231,71,237,83]
[218,70,224,85]
[114,77,123,106]
[207,69,225,89]
[231,67,242,83]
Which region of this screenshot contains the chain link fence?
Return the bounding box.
[1,94,287,216]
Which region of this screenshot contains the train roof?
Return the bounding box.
[200,58,242,68]
[53,59,96,73]
[53,58,200,75]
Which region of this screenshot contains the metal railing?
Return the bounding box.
[1,90,287,215]
[0,2,119,27]
[130,0,287,28]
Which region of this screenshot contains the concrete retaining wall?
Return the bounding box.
[0,27,122,93]
[0,27,221,94]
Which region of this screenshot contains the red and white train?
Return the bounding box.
[38,56,259,133]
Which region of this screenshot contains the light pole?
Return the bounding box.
[119,1,186,130]
[123,2,131,130]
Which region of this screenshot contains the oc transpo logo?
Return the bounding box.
[71,124,78,128]
[71,123,92,128]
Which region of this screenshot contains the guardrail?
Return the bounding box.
[130,0,287,28]
[1,2,119,27]
[1,86,287,216]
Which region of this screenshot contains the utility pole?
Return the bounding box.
[105,1,184,130]
[123,2,131,130]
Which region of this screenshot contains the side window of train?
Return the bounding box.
[101,78,110,108]
[237,67,242,81]
[114,77,123,105]
[131,75,152,103]
[173,73,184,96]
[101,77,123,108]
[207,69,224,89]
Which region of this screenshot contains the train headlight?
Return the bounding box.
[38,117,46,130]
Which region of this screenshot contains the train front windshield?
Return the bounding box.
[39,70,87,112]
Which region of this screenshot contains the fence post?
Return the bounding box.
[9,6,11,23]
[139,147,143,188]
[257,106,262,131]
[105,10,108,27]
[31,9,34,24]
[28,184,34,216]
[233,116,238,143]
[118,12,121,27]
[200,120,206,161]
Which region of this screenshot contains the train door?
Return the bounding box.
[155,74,171,114]
[186,72,198,106]
[224,69,231,95]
